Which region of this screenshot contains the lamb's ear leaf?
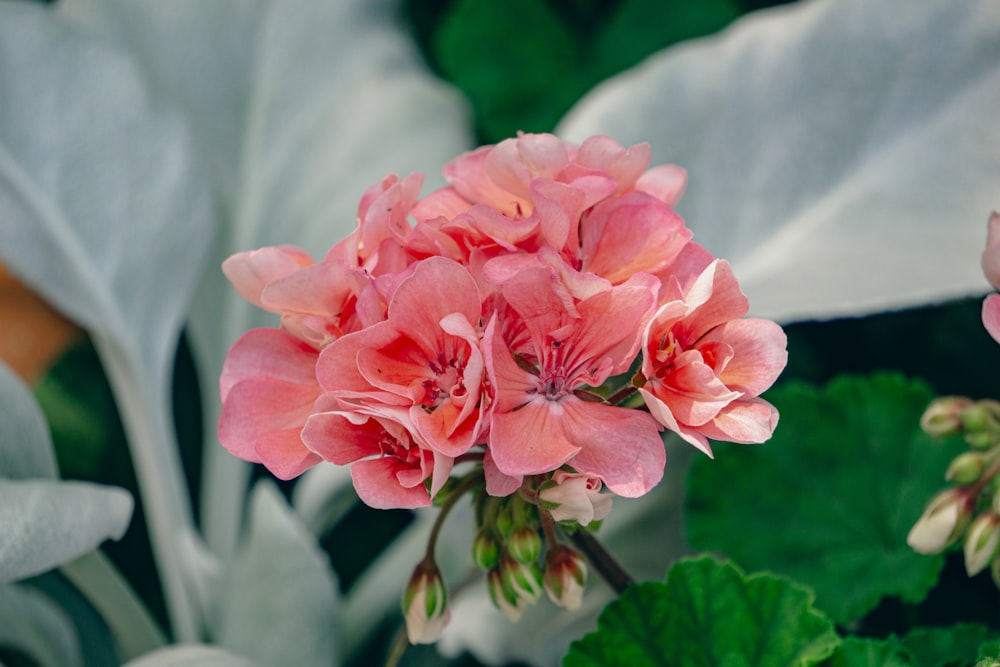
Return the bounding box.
[58,0,474,556]
[560,0,1000,323]
[0,583,82,667]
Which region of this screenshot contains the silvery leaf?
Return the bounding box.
[123,645,258,667]
[0,360,57,479]
[559,0,1000,323]
[59,0,474,555]
[215,481,339,667]
[0,479,133,584]
[0,583,82,667]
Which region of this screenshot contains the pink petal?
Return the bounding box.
[702,318,788,396]
[982,212,1000,291]
[983,294,1000,344]
[221,245,314,309]
[484,447,523,497]
[445,145,529,217]
[639,387,714,457]
[219,328,318,401]
[351,458,431,509]
[217,377,318,468]
[489,398,582,476]
[581,191,692,284]
[301,410,383,465]
[558,400,665,498]
[680,260,750,340]
[697,398,780,445]
[255,429,322,480]
[635,164,687,207]
[573,136,651,192]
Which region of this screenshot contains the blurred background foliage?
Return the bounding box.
[9,0,998,665]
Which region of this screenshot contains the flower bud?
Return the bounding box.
[487,566,527,623]
[921,397,972,438]
[965,512,1000,576]
[500,553,544,603]
[401,560,449,644]
[966,431,997,451]
[907,488,974,554]
[508,527,542,564]
[961,403,993,433]
[543,545,587,611]
[538,471,613,526]
[946,452,985,485]
[473,530,500,571]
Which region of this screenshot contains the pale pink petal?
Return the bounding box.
[634,164,687,207]
[254,429,322,480]
[581,191,692,284]
[649,350,742,426]
[221,245,314,310]
[488,398,582,476]
[557,400,665,498]
[639,387,714,457]
[983,294,1000,344]
[411,187,474,222]
[572,136,650,192]
[487,134,570,201]
[445,145,529,217]
[315,321,403,397]
[387,257,481,355]
[530,179,587,253]
[482,315,540,413]
[261,259,366,317]
[301,410,383,465]
[703,318,788,396]
[680,260,750,339]
[351,458,431,509]
[217,377,318,467]
[219,328,318,401]
[697,398,780,444]
[484,447,523,497]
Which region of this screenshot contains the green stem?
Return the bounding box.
[383,626,409,667]
[569,530,635,595]
[425,472,484,560]
[60,550,167,659]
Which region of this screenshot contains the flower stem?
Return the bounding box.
[606,384,638,406]
[425,471,483,560]
[569,530,635,595]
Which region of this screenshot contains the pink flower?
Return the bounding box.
[982,212,1000,344]
[316,257,488,457]
[538,470,612,525]
[484,263,665,497]
[302,401,452,509]
[217,328,323,479]
[639,259,787,456]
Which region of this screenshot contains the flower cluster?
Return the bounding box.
[218,133,788,640]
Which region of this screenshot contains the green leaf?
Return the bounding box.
[687,373,965,624]
[821,638,911,667]
[0,584,81,667]
[563,555,840,667]
[434,0,739,143]
[215,481,340,666]
[978,639,1000,663]
[560,0,1000,322]
[0,479,133,584]
[901,624,998,667]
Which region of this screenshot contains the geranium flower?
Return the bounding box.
[639,259,787,455]
[484,263,665,497]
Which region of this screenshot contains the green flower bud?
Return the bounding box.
[508,526,542,564]
[965,512,1000,576]
[962,403,992,432]
[487,566,527,623]
[921,397,972,437]
[543,545,587,611]
[947,452,985,484]
[501,553,544,603]
[495,506,514,538]
[967,431,998,451]
[473,530,500,571]
[401,559,449,644]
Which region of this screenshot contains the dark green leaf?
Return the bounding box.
[901,624,998,667]
[563,555,839,667]
[687,373,965,623]
[821,638,911,667]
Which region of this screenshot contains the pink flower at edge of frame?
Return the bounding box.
[640,259,787,455]
[983,294,1000,344]
[217,328,323,479]
[981,211,1000,291]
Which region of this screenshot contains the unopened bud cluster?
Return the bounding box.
[908,397,1000,583]
[473,476,593,621]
